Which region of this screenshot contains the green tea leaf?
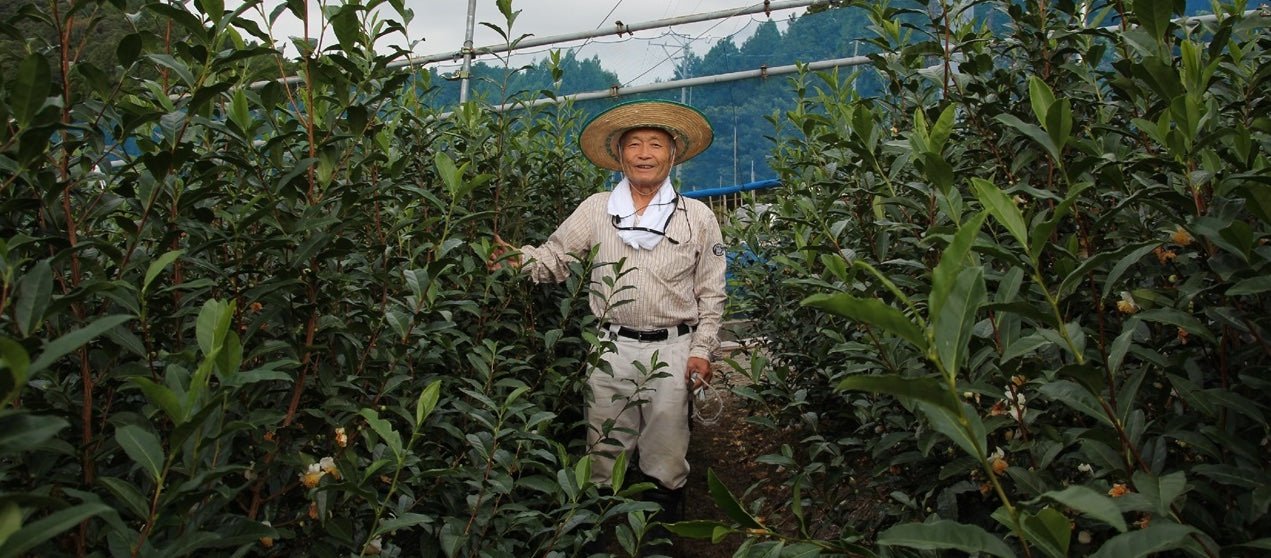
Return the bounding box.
[157,532,222,557]
[931,211,987,323]
[573,454,591,493]
[853,260,920,316]
[435,151,462,199]
[1132,470,1188,519]
[1028,75,1056,124]
[929,104,957,153]
[610,449,629,492]
[995,113,1060,162]
[1037,381,1114,427]
[665,520,733,539]
[0,338,29,407]
[1035,485,1128,533]
[12,54,51,128]
[803,293,926,350]
[917,399,987,459]
[359,408,403,461]
[115,425,165,482]
[14,260,51,337]
[878,520,1016,557]
[0,503,114,557]
[1096,242,1161,299]
[1131,0,1174,42]
[0,413,68,454]
[1133,308,1215,344]
[1107,326,1136,377]
[195,0,224,23]
[1204,388,1266,425]
[29,315,134,377]
[1029,181,1090,259]
[971,178,1029,255]
[0,502,19,547]
[130,377,186,425]
[328,3,361,52]
[931,266,986,375]
[837,374,959,413]
[1021,507,1070,558]
[1226,276,1271,296]
[1239,539,1271,550]
[145,54,197,86]
[117,33,142,66]
[1001,332,1052,364]
[97,476,150,520]
[372,513,433,538]
[1045,98,1073,154]
[414,380,442,427]
[142,250,185,294]
[1090,521,1197,558]
[707,468,762,529]
[196,299,234,356]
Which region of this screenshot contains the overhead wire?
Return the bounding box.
[433,5,792,86]
[578,0,625,50]
[621,8,731,85]
[622,5,771,86]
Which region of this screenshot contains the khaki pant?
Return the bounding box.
[586,330,692,490]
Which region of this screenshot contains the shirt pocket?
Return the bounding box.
[663,240,698,281]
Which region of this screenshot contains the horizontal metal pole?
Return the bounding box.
[391,0,832,70]
[481,54,872,113]
[1099,7,1265,31]
[248,0,831,90]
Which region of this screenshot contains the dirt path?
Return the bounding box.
[676,351,788,557]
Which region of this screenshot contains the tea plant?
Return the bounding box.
[700,0,1271,556]
[0,0,664,556]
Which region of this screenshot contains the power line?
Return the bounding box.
[623,11,765,86]
[577,0,625,51]
[621,5,736,85]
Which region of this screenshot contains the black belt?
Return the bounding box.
[602,323,694,342]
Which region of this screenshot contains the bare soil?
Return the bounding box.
[674,355,795,558]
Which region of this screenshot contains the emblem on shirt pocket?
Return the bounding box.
[712,243,726,257]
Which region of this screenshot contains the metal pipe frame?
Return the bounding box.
[247,0,832,90]
[389,0,834,71]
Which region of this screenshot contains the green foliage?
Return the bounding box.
[711,0,1271,556]
[0,1,648,556]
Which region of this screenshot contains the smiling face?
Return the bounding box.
[618,128,676,190]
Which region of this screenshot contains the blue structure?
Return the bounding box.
[682,178,780,200]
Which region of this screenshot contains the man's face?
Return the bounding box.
[619,128,675,189]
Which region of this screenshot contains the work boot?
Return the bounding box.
[640,482,684,557]
[581,486,616,556]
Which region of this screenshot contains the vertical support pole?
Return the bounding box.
[459,0,478,103]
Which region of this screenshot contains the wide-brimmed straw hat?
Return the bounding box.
[579,100,713,171]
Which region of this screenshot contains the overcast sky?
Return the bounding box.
[233,0,807,85]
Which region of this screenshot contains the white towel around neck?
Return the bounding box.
[608,177,676,250]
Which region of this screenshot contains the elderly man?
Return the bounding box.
[492,100,726,539]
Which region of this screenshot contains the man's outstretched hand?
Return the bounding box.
[488,234,521,272]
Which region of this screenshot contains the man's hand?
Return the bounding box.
[686,356,711,390]
[488,234,521,271]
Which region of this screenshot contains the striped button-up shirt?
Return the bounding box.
[520,191,727,360]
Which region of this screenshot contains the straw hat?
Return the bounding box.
[579,100,714,171]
